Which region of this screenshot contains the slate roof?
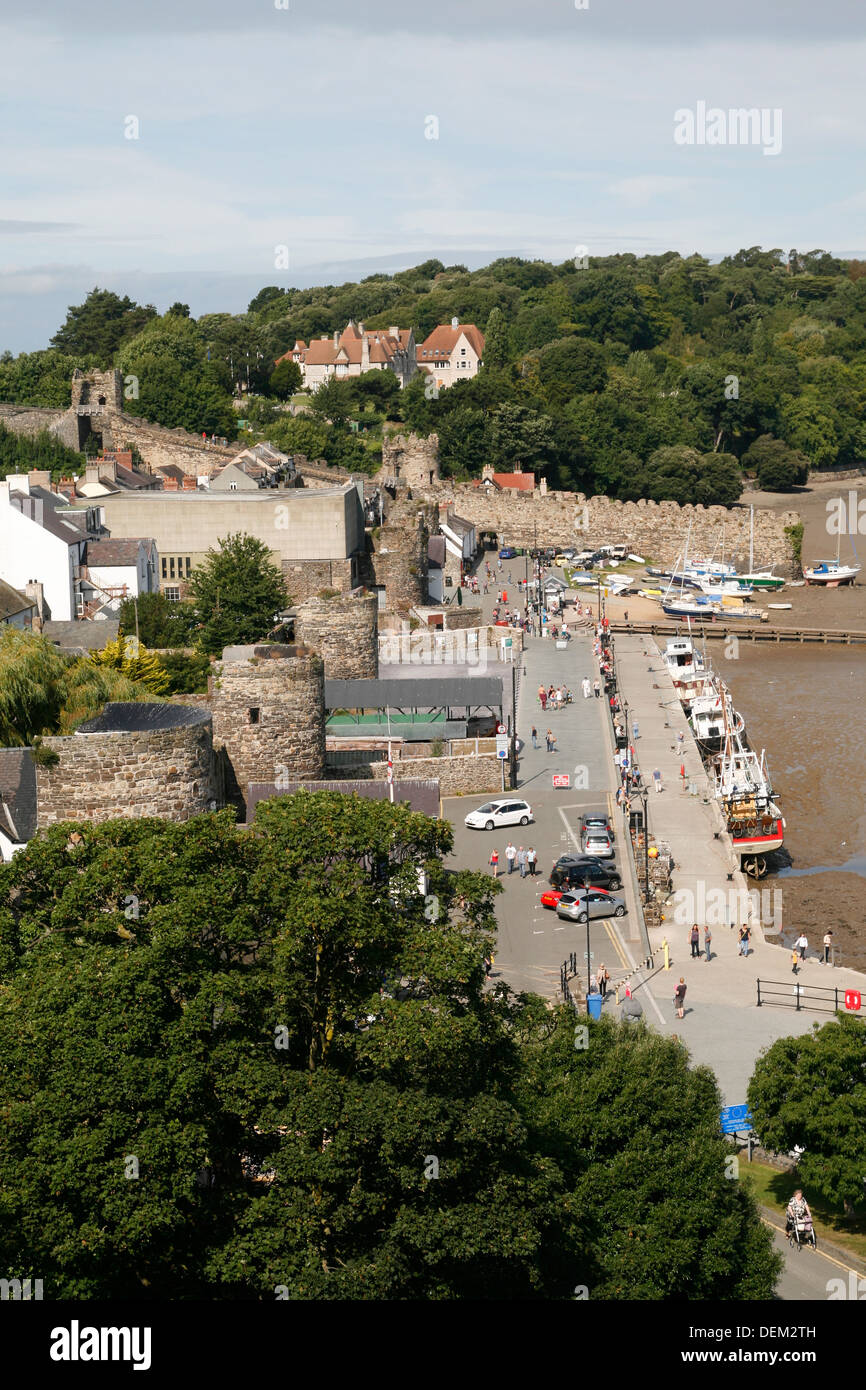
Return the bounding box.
[0,748,37,844]
[86,539,150,567]
[428,536,446,569]
[43,619,120,651]
[0,578,34,624]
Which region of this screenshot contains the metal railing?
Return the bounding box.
[756,978,863,1014]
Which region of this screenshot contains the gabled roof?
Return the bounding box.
[0,748,37,844]
[492,471,535,491]
[418,323,485,359]
[428,535,446,568]
[10,495,87,546]
[43,618,120,651]
[0,578,35,623]
[86,538,151,567]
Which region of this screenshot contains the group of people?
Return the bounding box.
[488,843,538,879]
[537,684,572,710]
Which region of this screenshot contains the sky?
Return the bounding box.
[1,0,865,351]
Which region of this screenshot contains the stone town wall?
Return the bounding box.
[0,404,67,438]
[381,431,439,488]
[36,721,218,827]
[210,645,325,815]
[370,752,501,795]
[360,517,429,610]
[295,592,379,679]
[409,487,801,576]
[281,557,356,603]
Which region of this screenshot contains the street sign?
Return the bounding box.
[552,773,570,788]
[496,733,509,760]
[720,1103,753,1134]
[497,723,506,734]
[845,990,862,1011]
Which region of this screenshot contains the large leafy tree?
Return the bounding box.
[0,629,149,745]
[116,315,236,437]
[186,532,287,655]
[117,591,198,649]
[748,1016,866,1212]
[0,796,780,1299]
[50,289,157,362]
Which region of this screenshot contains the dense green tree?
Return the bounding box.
[116,316,235,437]
[0,629,150,746]
[0,423,84,481]
[749,1016,866,1213]
[487,402,556,473]
[483,306,510,370]
[0,349,95,409]
[306,377,354,429]
[186,533,287,655]
[534,337,607,408]
[267,414,330,460]
[153,649,212,695]
[742,435,809,490]
[117,592,198,649]
[269,358,303,400]
[50,289,157,362]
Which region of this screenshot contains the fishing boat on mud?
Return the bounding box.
[712,699,785,878]
[689,683,746,755]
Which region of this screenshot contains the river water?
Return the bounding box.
[715,479,866,970]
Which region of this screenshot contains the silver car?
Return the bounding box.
[580,827,615,859]
[556,890,627,923]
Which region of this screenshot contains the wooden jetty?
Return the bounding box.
[611,621,866,645]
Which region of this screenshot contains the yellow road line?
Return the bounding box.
[760,1215,862,1275]
[603,918,629,969]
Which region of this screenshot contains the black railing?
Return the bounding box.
[756,978,863,1015]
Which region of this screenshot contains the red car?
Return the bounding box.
[540,886,610,909]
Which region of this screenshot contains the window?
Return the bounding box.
[185,557,192,577]
[248,707,260,725]
[164,586,180,602]
[229,481,238,491]
[169,557,175,578]
[161,558,167,579]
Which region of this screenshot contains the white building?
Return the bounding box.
[84,538,159,614]
[0,476,96,622]
[416,320,485,390]
[281,320,416,391]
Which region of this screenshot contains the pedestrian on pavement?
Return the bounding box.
[489,848,499,878]
[623,610,629,622]
[738,924,750,957]
[674,977,687,1020]
[546,729,557,753]
[595,964,610,999]
[483,954,493,978]
[582,677,592,699]
[791,946,799,974]
[796,932,808,961]
[823,930,833,964]
[527,846,537,876]
[703,925,712,962]
[677,731,685,753]
[593,679,600,698]
[622,795,630,819]
[505,842,517,875]
[531,725,538,749]
[483,582,488,595]
[689,923,701,959]
[632,720,640,741]
[517,846,528,878]
[653,767,663,793]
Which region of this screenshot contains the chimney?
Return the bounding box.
[28,469,51,490]
[98,456,117,482]
[451,316,459,329]
[333,329,339,347]
[163,476,179,491]
[389,326,400,339]
[361,335,370,370]
[358,321,364,334]
[24,581,45,629]
[85,461,101,485]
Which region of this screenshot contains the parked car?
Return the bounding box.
[465,798,533,831]
[540,885,611,910]
[499,547,517,559]
[556,890,627,923]
[549,857,622,891]
[580,825,615,859]
[580,812,614,841]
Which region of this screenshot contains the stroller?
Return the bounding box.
[787,1214,817,1252]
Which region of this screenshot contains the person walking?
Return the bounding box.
[593,679,600,698]
[546,728,557,753]
[738,924,750,957]
[483,954,493,978]
[527,846,537,877]
[505,842,517,875]
[540,689,547,711]
[677,731,685,754]
[703,925,712,962]
[674,977,687,1020]
[582,677,592,699]
[517,846,528,879]
[791,944,799,975]
[653,767,663,793]
[823,930,833,964]
[595,963,610,1000]
[796,931,808,962]
[489,848,499,878]
[689,923,700,959]
[531,725,538,749]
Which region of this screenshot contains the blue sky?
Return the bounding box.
[1,0,865,351]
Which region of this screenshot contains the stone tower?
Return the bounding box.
[294,591,379,680]
[381,430,440,489]
[210,644,326,818]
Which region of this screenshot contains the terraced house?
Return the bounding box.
[281,320,416,390]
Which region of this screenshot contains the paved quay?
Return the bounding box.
[612,631,866,1104]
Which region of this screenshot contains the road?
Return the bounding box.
[761,1213,865,1301]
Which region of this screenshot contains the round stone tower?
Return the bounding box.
[36,702,218,828]
[210,643,326,817]
[295,591,379,680]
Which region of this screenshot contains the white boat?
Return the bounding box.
[803,525,861,586]
[736,507,786,591]
[661,635,714,708]
[767,602,792,610]
[690,684,746,755]
[696,576,753,598]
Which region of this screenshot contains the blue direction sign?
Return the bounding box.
[720,1104,753,1134]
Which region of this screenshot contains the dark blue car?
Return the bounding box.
[499,547,516,559]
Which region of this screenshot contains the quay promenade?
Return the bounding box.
[612,632,866,1104]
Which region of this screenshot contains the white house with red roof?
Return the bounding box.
[278,320,416,391]
[416,318,485,390]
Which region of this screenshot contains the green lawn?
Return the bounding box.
[741,1159,866,1262]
